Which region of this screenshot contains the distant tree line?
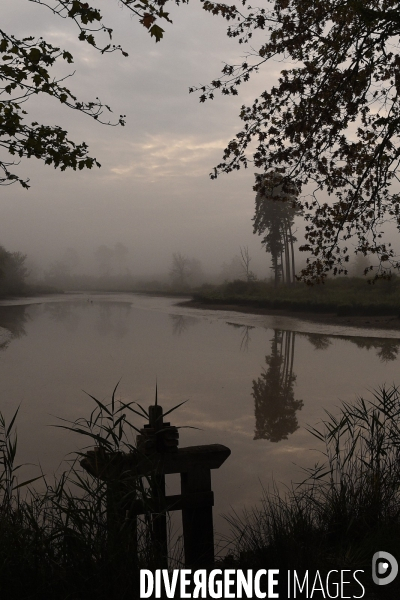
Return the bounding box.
[0,246,28,298]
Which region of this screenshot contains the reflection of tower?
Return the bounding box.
[252,330,303,442]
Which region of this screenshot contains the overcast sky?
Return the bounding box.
[1,0,300,277]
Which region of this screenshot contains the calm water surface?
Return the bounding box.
[1,292,400,536]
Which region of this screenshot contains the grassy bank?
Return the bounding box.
[193,277,400,317]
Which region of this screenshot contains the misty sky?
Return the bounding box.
[2,0,295,277]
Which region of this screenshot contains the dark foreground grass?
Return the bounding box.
[194,277,400,316]
[228,386,400,598]
[0,390,168,600]
[2,386,400,598]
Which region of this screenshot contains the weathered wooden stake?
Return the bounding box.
[181,466,214,568]
[148,404,168,569]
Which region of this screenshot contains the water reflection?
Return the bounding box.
[252,330,304,442]
[0,305,29,350]
[169,314,198,337]
[1,295,400,538]
[226,322,255,351]
[226,324,400,364]
[303,332,400,362]
[42,300,133,339]
[44,302,81,332]
[304,333,332,351]
[350,337,400,362]
[94,302,131,339]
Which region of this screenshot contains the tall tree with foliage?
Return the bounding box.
[193,0,400,281]
[253,171,300,285]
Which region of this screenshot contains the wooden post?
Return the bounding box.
[81,410,230,571]
[181,466,214,568]
[148,405,168,569]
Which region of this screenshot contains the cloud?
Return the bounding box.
[109,135,227,180]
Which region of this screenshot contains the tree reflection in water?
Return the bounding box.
[305,333,332,351]
[350,336,400,363]
[0,305,29,351]
[169,314,199,337]
[305,332,400,363]
[94,302,131,339]
[44,302,81,332]
[226,322,255,351]
[252,330,304,442]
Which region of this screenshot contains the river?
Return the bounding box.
[1,292,400,542]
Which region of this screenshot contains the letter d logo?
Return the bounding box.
[372,552,398,585]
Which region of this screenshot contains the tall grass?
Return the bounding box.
[3,385,400,597]
[0,386,171,599]
[228,386,400,594]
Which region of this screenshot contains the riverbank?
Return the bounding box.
[2,289,400,334]
[180,298,400,331]
[0,284,62,302]
[180,277,400,332]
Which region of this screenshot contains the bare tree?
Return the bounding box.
[219,255,244,283]
[239,246,257,282]
[187,258,205,287]
[170,252,192,290]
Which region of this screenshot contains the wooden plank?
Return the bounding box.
[81,444,231,480]
[136,444,230,476]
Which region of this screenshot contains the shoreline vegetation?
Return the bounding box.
[1,386,400,598]
[180,278,400,331]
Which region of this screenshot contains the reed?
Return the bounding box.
[2,385,400,597]
[227,385,400,595]
[0,386,172,599]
